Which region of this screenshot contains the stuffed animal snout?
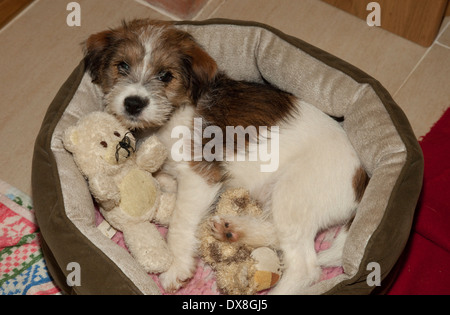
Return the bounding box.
[115,132,136,163]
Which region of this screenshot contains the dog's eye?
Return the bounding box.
[117,62,130,75]
[157,71,173,83]
[114,131,121,137]
[100,141,108,148]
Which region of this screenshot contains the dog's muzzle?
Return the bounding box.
[124,96,149,116]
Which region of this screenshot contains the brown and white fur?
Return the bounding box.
[83,19,368,294]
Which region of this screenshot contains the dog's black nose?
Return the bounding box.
[124,96,149,116]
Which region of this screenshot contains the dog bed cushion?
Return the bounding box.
[32,19,423,295]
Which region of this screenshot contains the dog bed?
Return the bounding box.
[32,19,423,295]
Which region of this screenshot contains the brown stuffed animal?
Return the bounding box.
[198,188,282,295]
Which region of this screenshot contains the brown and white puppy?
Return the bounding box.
[83,19,368,294]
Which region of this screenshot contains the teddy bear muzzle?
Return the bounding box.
[115,132,136,163]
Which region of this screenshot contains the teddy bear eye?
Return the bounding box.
[114,131,121,137]
[100,141,108,148]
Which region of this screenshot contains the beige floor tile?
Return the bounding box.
[437,19,450,47]
[205,0,428,96]
[195,0,226,20]
[0,0,166,195]
[138,0,208,20]
[438,16,450,35]
[394,44,450,139]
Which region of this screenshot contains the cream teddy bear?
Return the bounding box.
[63,111,176,274]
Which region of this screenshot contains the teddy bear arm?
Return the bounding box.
[151,173,177,226]
[153,191,176,226]
[89,175,120,210]
[136,136,168,173]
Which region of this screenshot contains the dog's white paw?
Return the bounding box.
[159,262,193,293]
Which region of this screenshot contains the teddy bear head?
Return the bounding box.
[63,111,136,177]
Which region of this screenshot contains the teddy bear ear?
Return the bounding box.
[63,126,79,153]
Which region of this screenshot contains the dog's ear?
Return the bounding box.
[182,39,218,103]
[83,30,115,84]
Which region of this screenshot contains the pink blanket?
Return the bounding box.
[95,210,343,295]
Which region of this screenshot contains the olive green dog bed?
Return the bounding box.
[32,19,423,295]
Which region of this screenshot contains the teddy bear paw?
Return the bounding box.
[209,215,241,242]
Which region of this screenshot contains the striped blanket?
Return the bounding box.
[0,180,61,295]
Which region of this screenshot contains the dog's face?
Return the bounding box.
[84,19,217,129]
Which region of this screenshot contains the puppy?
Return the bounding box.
[83,19,368,294]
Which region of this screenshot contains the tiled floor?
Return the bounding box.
[1,0,449,196]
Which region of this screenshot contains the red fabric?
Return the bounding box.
[388,108,450,295]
